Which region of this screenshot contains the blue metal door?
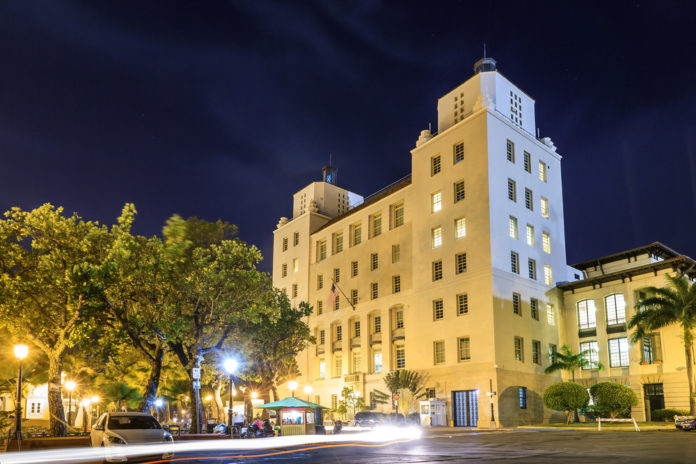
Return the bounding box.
[452,390,478,427]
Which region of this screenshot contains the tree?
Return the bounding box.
[383,370,427,414]
[338,387,365,418]
[543,382,589,424]
[545,345,604,382]
[0,204,108,436]
[630,274,696,415]
[590,382,638,418]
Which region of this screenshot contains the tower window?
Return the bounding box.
[528,258,537,280]
[511,251,520,274]
[433,299,444,320]
[526,224,535,246]
[539,161,547,182]
[506,140,515,162]
[392,275,401,294]
[454,142,465,163]
[432,226,443,249]
[523,151,531,173]
[371,282,379,300]
[525,189,533,211]
[457,293,468,315]
[508,179,516,202]
[371,253,379,270]
[455,253,467,274]
[454,180,465,202]
[513,292,521,315]
[431,155,441,176]
[432,260,443,281]
[509,216,518,239]
[432,191,442,213]
[454,217,466,239]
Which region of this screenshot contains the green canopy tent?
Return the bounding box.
[256,397,328,436]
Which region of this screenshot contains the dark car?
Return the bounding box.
[353,412,386,427]
[679,418,696,431]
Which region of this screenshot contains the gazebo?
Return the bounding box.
[256,397,328,436]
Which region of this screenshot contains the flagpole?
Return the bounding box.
[330,278,356,310]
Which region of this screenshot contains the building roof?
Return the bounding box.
[313,175,412,235]
[558,255,696,293]
[570,242,681,270]
[255,397,328,410]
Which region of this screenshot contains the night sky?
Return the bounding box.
[2,1,695,273]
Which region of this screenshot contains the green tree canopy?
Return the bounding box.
[543,382,589,423]
[589,382,638,418]
[544,345,604,382]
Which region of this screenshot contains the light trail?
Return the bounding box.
[0,426,421,464]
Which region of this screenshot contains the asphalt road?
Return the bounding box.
[140,430,696,464]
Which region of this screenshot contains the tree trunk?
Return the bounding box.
[244,392,253,422]
[214,383,224,423]
[138,344,165,412]
[47,355,67,437]
[684,333,696,415]
[260,390,271,420]
[271,385,279,403]
[188,380,203,434]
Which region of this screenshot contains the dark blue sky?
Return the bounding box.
[1,1,695,272]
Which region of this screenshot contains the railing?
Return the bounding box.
[392,327,405,340]
[351,336,361,347]
[332,340,342,352]
[316,344,325,355]
[344,373,362,383]
[370,332,382,344]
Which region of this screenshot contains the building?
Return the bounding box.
[272,57,694,425]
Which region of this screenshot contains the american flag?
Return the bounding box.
[326,283,339,307]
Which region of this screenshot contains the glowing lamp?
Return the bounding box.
[223,358,238,374]
[14,345,28,360]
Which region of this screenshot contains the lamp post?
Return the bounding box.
[13,344,28,451]
[223,359,238,434]
[91,396,100,425]
[303,385,313,402]
[80,399,91,432]
[154,398,164,423]
[65,381,76,429]
[288,381,298,398]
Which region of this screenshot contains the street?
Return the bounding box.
[138,430,696,463]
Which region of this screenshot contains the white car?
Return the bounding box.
[90,412,174,462]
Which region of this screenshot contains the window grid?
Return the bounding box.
[508,179,516,202]
[318,240,327,261]
[432,226,443,249]
[282,237,288,251]
[351,289,358,306]
[455,217,466,239]
[454,181,465,202]
[392,244,401,263]
[336,325,342,341]
[458,337,471,361]
[374,316,381,333]
[395,345,405,369]
[282,263,287,277]
[511,251,520,274]
[519,387,527,409]
[320,330,325,345]
[392,275,401,294]
[577,299,597,330]
[292,284,298,298]
[538,161,547,182]
[433,299,444,320]
[371,214,382,238]
[351,261,358,277]
[334,296,340,311]
[509,216,518,239]
[546,304,555,325]
[395,310,404,329]
[333,268,340,283]
[608,337,629,367]
[530,298,539,320]
[455,253,467,274]
[432,191,442,213]
[544,265,553,286]
[454,142,465,163]
[528,258,537,280]
[354,321,361,338]
[513,292,521,315]
[580,341,600,369]
[371,253,379,270]
[334,233,344,254]
[605,294,627,326]
[294,232,299,246]
[525,188,533,210]
[393,202,405,228]
[352,223,362,246]
[532,340,541,365]
[542,232,551,253]
[506,140,515,162]
[317,274,324,290]
[514,337,524,361]
[431,155,441,176]
[526,224,535,246]
[317,300,323,315]
[541,197,549,218]
[523,151,531,173]
[371,282,378,300]
[432,260,443,281]
[434,341,445,364]
[457,293,469,315]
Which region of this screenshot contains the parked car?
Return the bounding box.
[353,412,386,427]
[675,415,696,431]
[90,412,174,462]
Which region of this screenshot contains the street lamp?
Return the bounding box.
[250,392,258,399]
[65,380,76,428]
[303,385,313,401]
[13,344,28,451]
[288,381,298,398]
[223,358,238,434]
[154,398,164,422]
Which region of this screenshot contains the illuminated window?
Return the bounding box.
[538,161,547,182]
[605,294,626,325]
[431,155,441,175]
[544,265,553,286]
[432,260,443,281]
[373,347,382,373]
[519,387,527,409]
[580,341,600,369]
[433,299,444,320]
[526,224,534,246]
[530,298,539,320]
[528,258,536,280]
[351,261,358,277]
[457,293,468,315]
[371,253,378,270]
[508,179,516,202]
[511,251,519,274]
[455,253,467,274]
[392,244,400,263]
[395,344,405,369]
[523,151,531,173]
[351,348,361,373]
[432,191,442,213]
[319,359,325,379]
[454,180,465,202]
[514,336,524,361]
[432,226,443,248]
[458,337,471,361]
[434,340,445,364]
[454,217,466,239]
[506,140,515,162]
[525,188,533,211]
[540,197,549,218]
[577,299,597,330]
[293,258,299,272]
[513,292,521,315]
[392,275,401,294]
[371,282,378,300]
[334,354,342,377]
[281,263,287,277]
[548,344,557,364]
[454,142,465,163]
[546,304,555,325]
[509,216,518,239]
[608,337,629,367]
[542,232,551,253]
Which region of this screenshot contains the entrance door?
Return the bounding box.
[452,390,479,427]
[643,383,665,416]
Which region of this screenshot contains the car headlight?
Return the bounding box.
[107,435,126,445]
[163,432,173,442]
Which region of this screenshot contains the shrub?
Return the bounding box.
[650,408,690,422]
[543,382,589,423]
[589,382,638,418]
[580,405,602,421]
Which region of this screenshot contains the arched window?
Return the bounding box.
[605,294,626,326]
[577,299,596,330]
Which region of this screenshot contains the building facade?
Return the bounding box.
[272,58,694,425]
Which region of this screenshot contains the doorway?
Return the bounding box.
[452,390,479,427]
[643,383,665,420]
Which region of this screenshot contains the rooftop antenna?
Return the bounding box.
[329,152,332,166]
[429,122,432,132]
[483,42,486,58]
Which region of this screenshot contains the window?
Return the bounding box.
[525,188,533,210]
[511,251,519,274]
[432,260,443,281]
[454,141,465,163]
[374,316,382,333]
[608,337,629,367]
[282,237,288,251]
[373,348,383,373]
[544,265,552,286]
[317,301,323,315]
[333,268,340,283]
[530,298,539,320]
[425,388,436,399]
[542,232,551,253]
[292,284,298,298]
[538,161,547,182]
[519,387,527,409]
[507,179,516,202]
[432,191,442,213]
[320,329,325,345]
[454,180,465,202]
[577,299,597,330]
[354,321,361,338]
[370,214,382,238]
[392,202,405,228]
[523,151,531,173]
[548,344,558,365]
[532,340,541,365]
[371,282,378,300]
[514,337,524,361]
[455,253,467,274]
[334,296,340,311]
[317,240,327,261]
[579,341,600,369]
[317,274,324,290]
[432,226,443,248]
[528,259,536,280]
[431,155,441,176]
[370,253,379,270]
[641,333,662,364]
[455,217,466,239]
[546,304,555,325]
[351,223,362,246]
[319,359,326,379]
[281,263,287,277]
[512,292,521,315]
[336,325,342,341]
[433,299,444,320]
[540,197,549,218]
[509,216,518,239]
[334,355,342,377]
[351,348,361,373]
[392,275,401,294]
[457,293,468,315]
[526,224,535,246]
[351,261,358,277]
[331,394,337,409]
[605,294,626,326]
[351,289,358,306]
[458,337,471,361]
[434,341,445,364]
[292,258,299,273]
[395,344,405,369]
[395,310,404,329]
[506,139,515,162]
[294,232,299,246]
[333,232,344,254]
[392,244,401,263]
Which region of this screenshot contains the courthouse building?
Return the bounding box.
[272,57,694,426]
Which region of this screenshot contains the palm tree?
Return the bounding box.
[383,370,427,414]
[629,274,696,415]
[545,345,604,382]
